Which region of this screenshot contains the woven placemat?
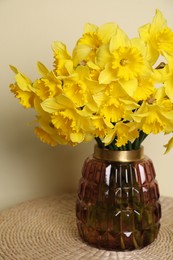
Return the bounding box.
[0,195,172,260]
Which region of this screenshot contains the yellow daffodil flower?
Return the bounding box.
[119,77,155,101]
[164,137,173,154]
[103,121,139,147]
[10,67,36,108]
[52,41,74,77]
[33,78,62,101]
[139,9,173,64]
[131,88,173,134]
[98,27,149,84]
[72,22,117,67]
[9,9,173,152]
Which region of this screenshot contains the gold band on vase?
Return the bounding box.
[93,145,144,162]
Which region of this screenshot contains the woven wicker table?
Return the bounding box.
[0,195,172,260]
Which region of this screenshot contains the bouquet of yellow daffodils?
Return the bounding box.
[10,10,173,153]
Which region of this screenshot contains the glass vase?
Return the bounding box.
[76,145,161,250]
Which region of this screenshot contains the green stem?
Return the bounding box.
[107,144,115,150]
[132,138,140,150]
[95,137,104,149]
[132,131,148,150]
[95,131,148,151]
[127,141,133,150]
[111,142,119,151]
[140,131,148,143]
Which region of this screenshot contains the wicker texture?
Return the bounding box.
[0,195,172,260]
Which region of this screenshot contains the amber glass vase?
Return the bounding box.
[76,145,161,250]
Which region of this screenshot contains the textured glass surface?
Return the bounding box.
[76,155,161,250]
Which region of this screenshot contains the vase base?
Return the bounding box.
[77,221,160,251]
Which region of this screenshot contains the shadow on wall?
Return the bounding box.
[2,112,94,198]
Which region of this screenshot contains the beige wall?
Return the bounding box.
[1,0,173,210]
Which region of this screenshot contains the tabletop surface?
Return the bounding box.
[0,194,172,260]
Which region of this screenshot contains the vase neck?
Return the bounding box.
[93,145,144,162]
